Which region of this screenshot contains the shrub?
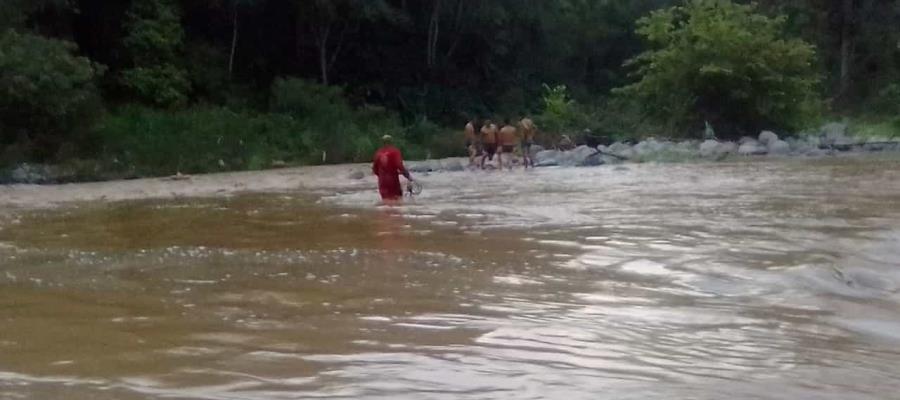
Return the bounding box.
[615,0,822,138]
[536,84,581,134]
[271,78,410,163]
[92,106,307,177]
[0,30,105,162]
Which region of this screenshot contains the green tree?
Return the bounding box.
[0,30,105,161]
[120,0,190,107]
[616,0,821,137]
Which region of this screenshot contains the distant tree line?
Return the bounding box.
[1,0,898,176]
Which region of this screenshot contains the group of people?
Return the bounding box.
[464,117,538,170]
[371,117,539,202]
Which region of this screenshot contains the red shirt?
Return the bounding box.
[372,145,408,200]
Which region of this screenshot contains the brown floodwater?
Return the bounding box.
[1,158,900,399]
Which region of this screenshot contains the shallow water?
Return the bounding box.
[2,158,900,399]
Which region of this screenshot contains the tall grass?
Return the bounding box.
[92,106,308,177]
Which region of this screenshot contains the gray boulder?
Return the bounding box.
[699,140,720,157]
[633,138,674,157]
[699,140,736,158]
[768,139,791,155]
[617,147,638,159]
[559,145,596,167]
[758,131,779,146]
[581,153,606,167]
[534,149,561,167]
[738,139,768,155]
[608,141,633,154]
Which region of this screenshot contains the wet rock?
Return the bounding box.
[534,149,560,167]
[699,140,736,158]
[567,145,597,166]
[758,131,779,146]
[699,140,719,157]
[633,138,673,157]
[581,152,606,167]
[617,147,638,159]
[768,139,791,155]
[348,170,366,180]
[607,141,633,155]
[737,139,768,155]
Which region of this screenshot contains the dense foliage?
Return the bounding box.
[0,0,898,177]
[618,0,821,137]
[119,0,191,107]
[0,30,105,161]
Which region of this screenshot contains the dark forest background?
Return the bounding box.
[2,0,898,179]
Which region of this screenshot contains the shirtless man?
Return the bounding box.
[519,117,537,168]
[480,120,499,169]
[464,119,478,167]
[498,119,518,170]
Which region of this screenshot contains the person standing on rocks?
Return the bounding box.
[480,120,499,169]
[464,119,479,167]
[519,117,537,168]
[372,135,414,202]
[498,119,519,170]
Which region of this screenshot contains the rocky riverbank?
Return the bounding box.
[397,122,899,173]
[3,123,898,184]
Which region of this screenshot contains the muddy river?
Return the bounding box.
[1,158,899,399]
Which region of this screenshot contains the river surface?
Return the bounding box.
[1,158,900,399]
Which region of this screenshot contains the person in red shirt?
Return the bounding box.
[372,135,414,201]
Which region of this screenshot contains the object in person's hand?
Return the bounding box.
[407,180,423,196]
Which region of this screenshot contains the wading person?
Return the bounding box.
[464,119,478,167]
[372,135,414,202]
[498,119,518,170]
[480,120,499,169]
[520,117,537,168]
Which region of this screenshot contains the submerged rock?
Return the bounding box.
[348,170,366,180]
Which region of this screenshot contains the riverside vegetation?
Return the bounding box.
[1,0,899,182]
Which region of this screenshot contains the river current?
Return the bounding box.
[1,158,899,399]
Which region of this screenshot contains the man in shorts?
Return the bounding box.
[480,120,499,169]
[519,117,537,168]
[498,119,518,170]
